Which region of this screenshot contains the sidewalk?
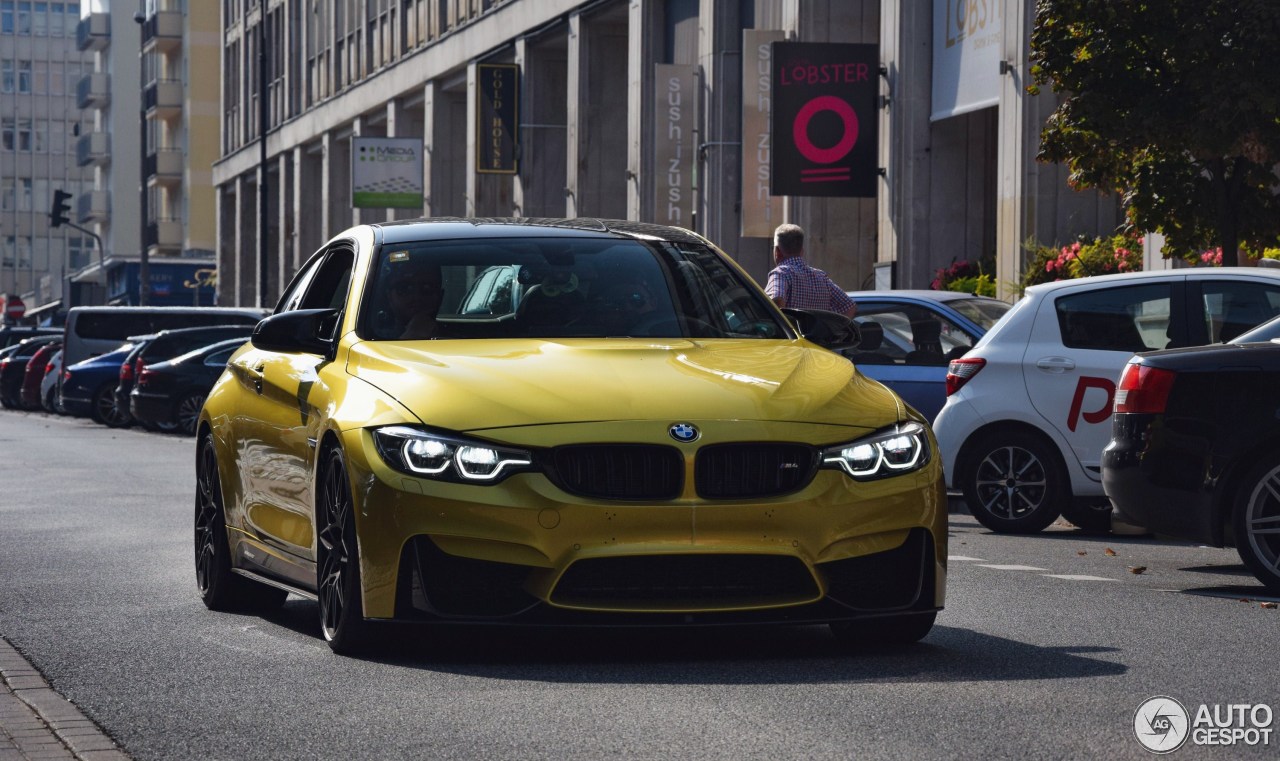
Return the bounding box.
[0,638,127,761]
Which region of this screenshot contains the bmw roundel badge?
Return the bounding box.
[669,422,700,443]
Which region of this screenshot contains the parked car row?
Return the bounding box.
[1,306,267,435]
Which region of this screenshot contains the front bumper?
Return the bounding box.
[338,424,949,623]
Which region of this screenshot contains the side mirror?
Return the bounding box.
[251,308,339,356]
[782,308,861,352]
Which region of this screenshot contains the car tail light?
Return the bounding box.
[119,358,136,383]
[44,361,56,375]
[945,357,986,396]
[1114,361,1176,414]
[0,357,9,370]
[137,367,155,388]
[63,369,72,381]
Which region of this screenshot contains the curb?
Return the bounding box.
[0,637,128,761]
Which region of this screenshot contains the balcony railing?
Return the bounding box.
[143,80,184,119]
[146,220,183,252]
[76,191,111,224]
[76,132,111,168]
[144,149,183,184]
[76,73,111,109]
[141,11,183,54]
[76,13,109,52]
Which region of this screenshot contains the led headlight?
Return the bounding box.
[372,426,533,483]
[820,421,930,481]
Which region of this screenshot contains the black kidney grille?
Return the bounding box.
[550,444,683,500]
[695,443,817,499]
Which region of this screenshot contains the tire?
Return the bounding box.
[194,433,288,611]
[173,392,206,435]
[92,383,130,427]
[960,430,1069,534]
[830,612,937,648]
[1060,498,1114,534]
[316,445,372,654]
[1233,458,1280,594]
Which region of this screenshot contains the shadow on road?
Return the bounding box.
[256,602,1126,683]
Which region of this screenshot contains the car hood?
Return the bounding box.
[347,338,902,433]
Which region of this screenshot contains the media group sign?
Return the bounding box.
[770,42,879,198]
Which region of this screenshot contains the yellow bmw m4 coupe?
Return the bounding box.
[195,218,946,654]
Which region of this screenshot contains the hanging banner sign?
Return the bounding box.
[931,0,1003,121]
[653,64,699,227]
[770,42,879,198]
[477,63,520,174]
[741,29,785,238]
[352,137,424,208]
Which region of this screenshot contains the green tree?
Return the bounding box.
[1030,0,1280,265]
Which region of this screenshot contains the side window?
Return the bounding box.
[300,247,355,312]
[1055,284,1172,352]
[275,253,325,313]
[852,305,976,365]
[1201,280,1280,343]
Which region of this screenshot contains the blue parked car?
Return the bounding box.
[842,290,1011,422]
[60,339,150,427]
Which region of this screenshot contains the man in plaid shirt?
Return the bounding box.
[764,224,857,317]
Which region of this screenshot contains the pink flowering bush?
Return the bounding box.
[931,258,996,296]
[1023,232,1144,288]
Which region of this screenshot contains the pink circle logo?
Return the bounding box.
[791,95,858,165]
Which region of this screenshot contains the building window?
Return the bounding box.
[1,2,13,34]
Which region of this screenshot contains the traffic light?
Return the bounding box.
[49,190,72,228]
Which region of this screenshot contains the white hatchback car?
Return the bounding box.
[934,267,1280,533]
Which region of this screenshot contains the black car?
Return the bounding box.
[1102,315,1280,593]
[0,335,61,409]
[0,325,60,350]
[115,325,255,431]
[131,338,246,434]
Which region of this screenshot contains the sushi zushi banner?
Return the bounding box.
[770,42,879,198]
[352,138,424,209]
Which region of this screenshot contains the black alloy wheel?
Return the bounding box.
[961,430,1068,534]
[174,392,206,435]
[830,612,937,648]
[194,433,287,611]
[316,445,371,654]
[92,383,130,427]
[1234,457,1280,594]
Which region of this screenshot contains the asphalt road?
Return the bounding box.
[1,409,1278,759]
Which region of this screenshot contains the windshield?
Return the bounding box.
[948,297,1012,331]
[358,237,791,341]
[1230,313,1280,344]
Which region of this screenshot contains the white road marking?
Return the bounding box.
[948,555,987,562]
[977,564,1050,572]
[1043,574,1117,582]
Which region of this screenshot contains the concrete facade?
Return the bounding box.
[213,0,1120,308]
[0,1,93,318]
[69,2,143,300]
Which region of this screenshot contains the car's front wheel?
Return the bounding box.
[1234,457,1280,594]
[316,445,371,654]
[830,612,936,647]
[961,430,1068,534]
[194,433,287,611]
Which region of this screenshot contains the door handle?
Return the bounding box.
[1035,356,1076,373]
